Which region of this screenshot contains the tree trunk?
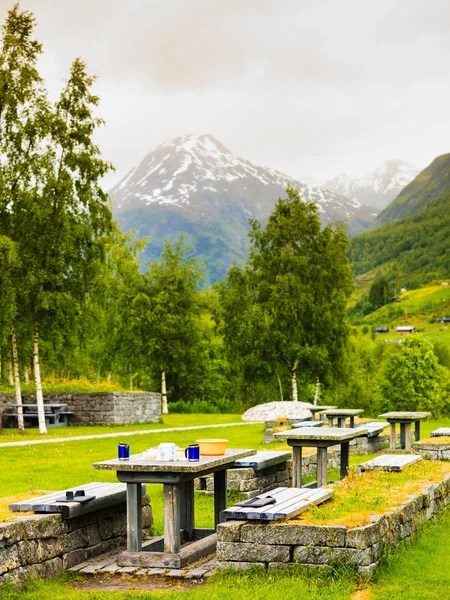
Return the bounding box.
[129,361,132,391]
[7,353,13,386]
[161,368,168,415]
[33,322,47,435]
[11,325,25,435]
[313,377,320,406]
[107,371,112,383]
[24,365,29,384]
[291,361,298,402]
[276,371,284,402]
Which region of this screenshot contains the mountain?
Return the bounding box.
[374,154,450,226]
[111,134,375,285]
[348,189,450,288]
[324,160,419,212]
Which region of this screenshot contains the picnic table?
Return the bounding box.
[3,403,73,428]
[274,427,368,488]
[318,408,364,428]
[93,447,255,569]
[378,411,431,450]
[308,405,337,421]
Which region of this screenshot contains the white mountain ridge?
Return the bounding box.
[323,160,419,211]
[112,133,370,225]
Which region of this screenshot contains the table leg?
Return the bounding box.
[179,480,195,540]
[214,470,227,527]
[126,482,142,552]
[350,417,355,428]
[400,423,406,449]
[404,422,412,451]
[316,447,328,487]
[328,417,334,427]
[415,421,421,442]
[389,423,396,450]
[164,484,181,553]
[340,442,349,479]
[292,446,302,488]
[337,417,346,428]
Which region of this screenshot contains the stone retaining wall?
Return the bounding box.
[216,473,450,576]
[195,450,341,499]
[0,496,152,587]
[350,434,389,454]
[413,440,450,461]
[0,392,161,425]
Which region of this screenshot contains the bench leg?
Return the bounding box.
[127,483,142,552]
[404,423,412,451]
[292,446,302,488]
[316,447,328,487]
[415,421,421,442]
[214,470,227,527]
[349,417,355,428]
[180,480,195,540]
[400,423,406,449]
[328,417,334,427]
[389,423,396,450]
[340,441,350,479]
[337,417,346,428]
[164,484,181,554]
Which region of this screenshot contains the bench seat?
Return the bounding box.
[357,454,422,473]
[8,481,145,519]
[292,420,325,428]
[430,427,450,437]
[231,450,291,471]
[221,486,332,521]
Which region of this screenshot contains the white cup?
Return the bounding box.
[159,443,176,461]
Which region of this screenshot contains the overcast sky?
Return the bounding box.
[1,0,449,186]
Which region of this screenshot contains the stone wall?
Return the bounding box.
[0,497,152,586]
[216,473,450,576]
[195,450,341,499]
[0,392,161,425]
[350,434,389,454]
[413,440,450,461]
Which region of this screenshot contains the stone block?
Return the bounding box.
[20,514,64,540]
[217,521,243,542]
[0,545,20,575]
[217,541,290,563]
[347,522,381,549]
[62,548,88,570]
[240,523,346,547]
[98,518,114,541]
[216,561,265,571]
[358,561,380,577]
[0,522,23,546]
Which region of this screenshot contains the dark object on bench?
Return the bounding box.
[234,496,276,508]
[53,489,96,503]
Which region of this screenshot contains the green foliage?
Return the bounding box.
[168,398,238,414]
[368,276,392,310]
[380,337,447,415]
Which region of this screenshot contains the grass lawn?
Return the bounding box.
[0,414,244,442]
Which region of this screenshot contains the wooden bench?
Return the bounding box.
[3,412,57,428]
[231,450,291,471]
[8,481,145,519]
[292,420,325,429]
[354,422,387,438]
[430,428,450,437]
[221,486,332,521]
[357,454,422,473]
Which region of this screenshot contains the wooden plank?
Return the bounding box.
[179,480,194,540]
[431,427,450,437]
[213,470,227,526]
[292,446,302,488]
[232,451,291,471]
[404,422,412,451]
[164,484,181,554]
[127,482,142,552]
[389,423,397,450]
[179,533,217,567]
[357,454,422,473]
[316,447,328,487]
[415,420,421,442]
[292,421,324,428]
[340,441,349,479]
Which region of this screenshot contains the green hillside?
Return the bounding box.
[375,153,450,225]
[348,189,450,288]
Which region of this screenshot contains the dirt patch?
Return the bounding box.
[350,589,371,600]
[72,575,207,592]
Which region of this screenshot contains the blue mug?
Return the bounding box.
[185,444,200,461]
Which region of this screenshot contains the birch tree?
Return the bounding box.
[244,187,354,400]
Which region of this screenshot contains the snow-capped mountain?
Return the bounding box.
[111,134,375,284]
[323,160,419,211]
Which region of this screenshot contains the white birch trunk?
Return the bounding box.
[11,325,24,435]
[313,377,320,406]
[7,353,13,386]
[161,368,168,415]
[276,371,284,402]
[291,361,298,402]
[33,323,47,435]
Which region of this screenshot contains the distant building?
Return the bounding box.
[375,327,389,333]
[441,282,449,286]
[400,287,407,292]
[396,325,415,334]
[436,317,450,323]
[392,296,402,302]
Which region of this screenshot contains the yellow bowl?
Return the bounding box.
[196,438,228,456]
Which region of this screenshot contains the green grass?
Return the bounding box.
[0,414,243,442]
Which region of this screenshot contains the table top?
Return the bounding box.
[92,448,256,474]
[378,411,431,421]
[274,426,368,442]
[309,405,337,412]
[318,408,364,417]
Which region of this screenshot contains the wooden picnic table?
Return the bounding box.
[93,447,256,569]
[308,405,337,421]
[274,427,368,488]
[378,411,431,450]
[3,403,73,428]
[318,408,364,428]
